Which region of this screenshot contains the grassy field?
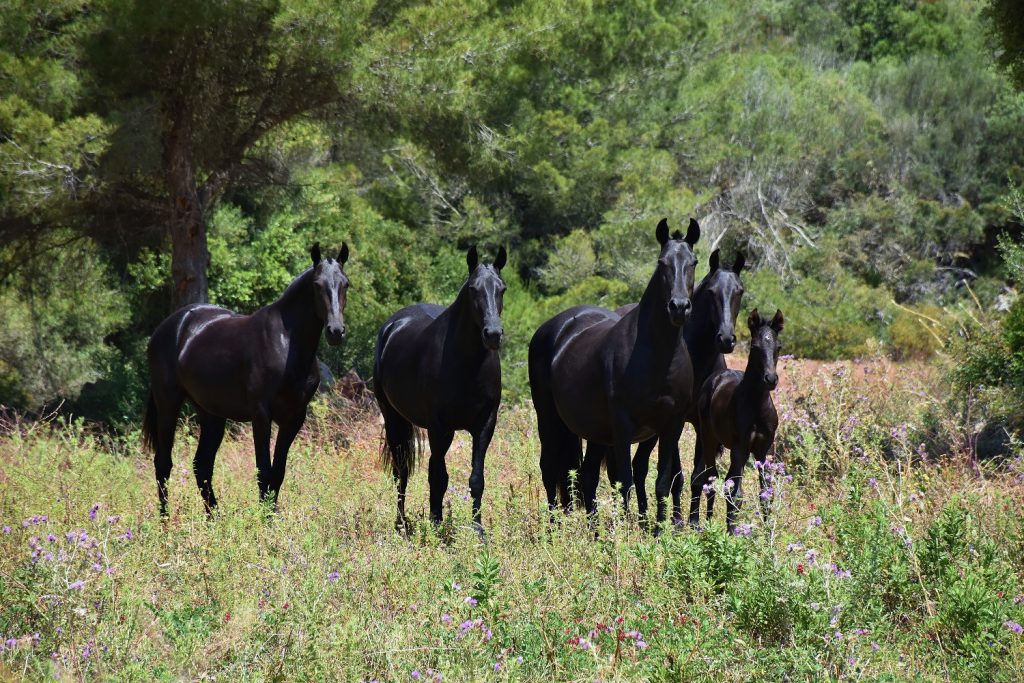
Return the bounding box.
[1,358,1023,681]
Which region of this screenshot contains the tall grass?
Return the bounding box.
[1,359,1023,681]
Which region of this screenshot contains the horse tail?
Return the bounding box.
[377,394,420,477]
[141,389,158,453]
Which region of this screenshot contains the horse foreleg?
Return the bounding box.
[252,412,273,506]
[724,447,749,533]
[468,413,496,537]
[269,411,307,506]
[632,437,656,529]
[579,442,607,515]
[659,420,685,527]
[610,414,636,517]
[427,428,454,525]
[194,412,226,516]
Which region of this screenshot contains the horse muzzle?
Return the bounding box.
[717,332,737,353]
[481,326,504,351]
[667,298,691,326]
[325,324,346,346]
[763,372,778,390]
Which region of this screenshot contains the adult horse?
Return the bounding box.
[529,218,699,518]
[374,245,507,535]
[614,249,745,526]
[143,243,349,515]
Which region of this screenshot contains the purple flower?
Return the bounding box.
[493,662,501,672]
[759,487,774,501]
[805,549,819,565]
[451,582,461,591]
[441,614,452,625]
[809,516,822,527]
[106,515,120,525]
[327,570,339,583]
[732,524,753,537]
[786,542,804,553]
[1005,620,1024,635]
[577,638,591,650]
[89,503,100,521]
[69,580,85,591]
[832,564,851,579]
[871,641,879,651]
[411,671,421,680]
[118,529,134,541]
[464,596,478,607]
[47,534,56,542]
[4,638,16,649]
[91,563,102,573]
[867,478,878,490]
[516,656,523,664]
[636,640,648,649]
[2,526,10,534]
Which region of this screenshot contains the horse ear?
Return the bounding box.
[733,252,745,275]
[708,249,720,273]
[770,308,785,333]
[337,243,349,265]
[747,308,762,334]
[656,218,669,246]
[310,242,322,266]
[684,217,700,245]
[493,245,507,270]
[467,245,479,273]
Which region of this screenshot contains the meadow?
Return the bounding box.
[1,356,1023,682]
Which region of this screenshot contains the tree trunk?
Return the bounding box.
[163,106,209,310]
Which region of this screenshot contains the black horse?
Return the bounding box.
[615,249,745,526]
[529,218,699,517]
[695,308,783,531]
[143,243,349,515]
[374,245,507,534]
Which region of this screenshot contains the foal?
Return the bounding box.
[694,308,783,532]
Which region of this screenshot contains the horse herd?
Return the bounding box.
[142,218,784,535]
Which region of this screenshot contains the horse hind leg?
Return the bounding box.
[145,388,183,518]
[193,411,226,516]
[631,437,657,529]
[427,428,454,525]
[378,393,417,533]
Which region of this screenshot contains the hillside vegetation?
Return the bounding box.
[1,0,1024,426]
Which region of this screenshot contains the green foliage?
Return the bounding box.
[0,239,128,409]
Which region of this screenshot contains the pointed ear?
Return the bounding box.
[733,252,745,275]
[656,218,669,246]
[310,242,322,266]
[684,217,700,245]
[467,245,479,273]
[747,308,762,334]
[770,308,785,333]
[493,245,507,270]
[337,242,349,265]
[708,249,720,273]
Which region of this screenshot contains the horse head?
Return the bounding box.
[310,242,350,346]
[746,308,784,390]
[654,217,700,327]
[465,245,508,351]
[695,249,745,353]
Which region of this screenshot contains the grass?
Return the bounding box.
[1,357,1023,681]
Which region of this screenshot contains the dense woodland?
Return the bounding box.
[2,0,1024,430]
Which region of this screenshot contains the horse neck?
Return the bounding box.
[635,271,684,356]
[739,348,770,401]
[438,285,486,362]
[270,269,323,362]
[684,289,723,385]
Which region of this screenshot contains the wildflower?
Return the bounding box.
[577,638,592,650]
[106,515,120,525]
[441,614,452,625]
[636,639,648,649]
[47,534,56,542]
[832,564,851,579]
[1005,620,1024,635]
[118,529,134,541]
[89,503,100,521]
[805,548,819,565]
[328,570,339,583]
[797,563,805,575]
[105,567,116,576]
[1014,594,1024,605]
[1,526,9,534]
[81,641,92,659]
[69,580,85,591]
[452,582,461,591]
[786,542,804,553]
[871,642,879,651]
[4,638,16,650]
[733,524,753,537]
[809,602,820,611]
[834,631,843,640]
[809,516,822,527]
[92,563,102,573]
[759,487,774,501]
[517,656,524,664]
[494,662,501,672]
[867,478,878,490]
[434,673,443,683]
[411,671,421,680]
[724,479,735,491]
[464,596,478,607]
